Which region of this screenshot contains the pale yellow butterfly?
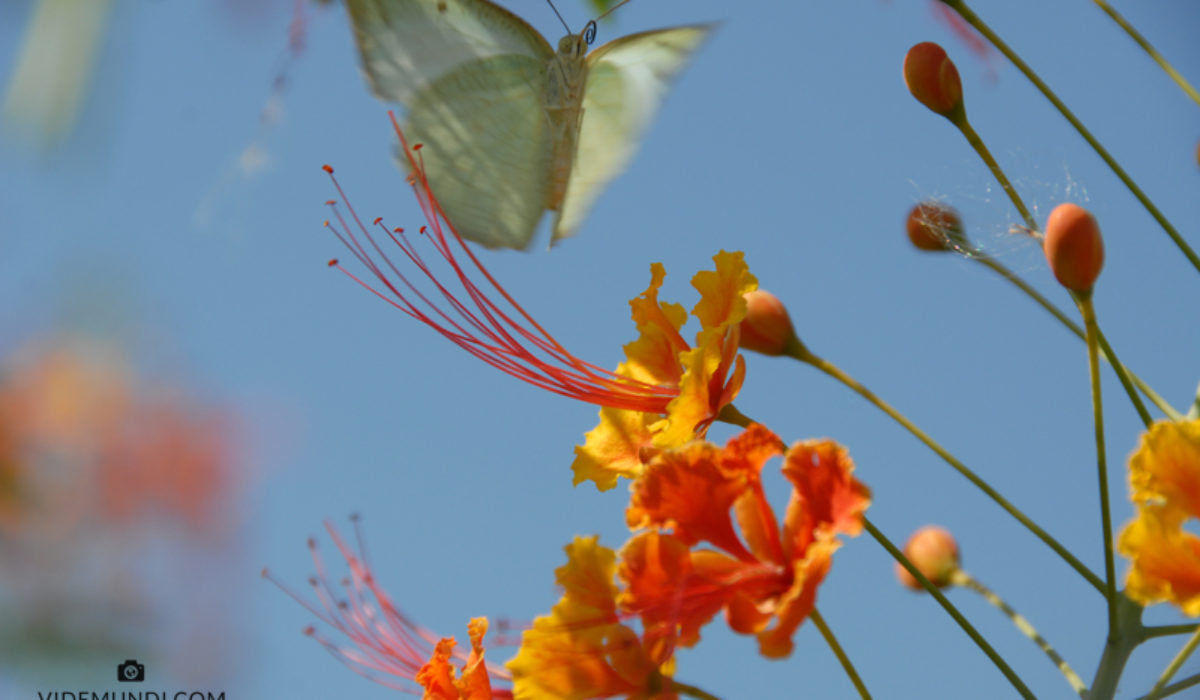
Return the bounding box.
[344,0,714,249]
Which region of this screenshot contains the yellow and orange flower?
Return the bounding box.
[508,536,677,700]
[1119,419,1200,614]
[620,424,870,658]
[572,253,757,490]
[323,124,757,491]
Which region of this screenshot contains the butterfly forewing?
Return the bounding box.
[346,0,554,104]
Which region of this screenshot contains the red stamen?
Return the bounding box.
[319,116,678,415]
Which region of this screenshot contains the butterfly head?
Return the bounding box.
[556,20,596,58]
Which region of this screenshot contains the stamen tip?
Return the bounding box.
[327,259,339,267]
[373,217,383,225]
[322,164,334,174]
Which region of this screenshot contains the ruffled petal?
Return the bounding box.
[627,442,752,559]
[1119,506,1200,616]
[781,440,871,560]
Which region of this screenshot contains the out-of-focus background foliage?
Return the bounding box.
[1,0,1197,697]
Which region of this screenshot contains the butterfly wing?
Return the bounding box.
[550,24,715,246]
[345,0,554,104]
[345,0,558,249]
[405,55,554,249]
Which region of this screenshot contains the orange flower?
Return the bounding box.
[269,519,514,698]
[508,536,677,700]
[620,424,870,658]
[1119,419,1200,614]
[572,252,757,490]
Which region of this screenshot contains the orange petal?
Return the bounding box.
[726,426,786,564]
[455,618,493,700]
[1119,506,1200,616]
[415,637,459,700]
[627,441,752,559]
[1129,419,1200,520]
[756,539,838,659]
[781,440,871,559]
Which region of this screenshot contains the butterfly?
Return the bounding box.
[344,0,714,250]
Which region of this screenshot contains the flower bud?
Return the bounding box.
[906,202,965,252]
[739,290,799,356]
[1043,203,1104,293]
[895,525,960,591]
[903,42,963,118]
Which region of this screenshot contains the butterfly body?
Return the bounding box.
[346,0,712,250]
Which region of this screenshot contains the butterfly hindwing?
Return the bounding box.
[405,54,554,249]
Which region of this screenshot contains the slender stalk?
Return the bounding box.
[672,680,722,700]
[864,518,1035,699]
[810,608,872,700]
[955,119,1037,230]
[1144,624,1200,640]
[1078,295,1118,640]
[973,254,1173,423]
[788,344,1104,594]
[1091,0,1200,107]
[954,570,1086,695]
[938,0,1200,275]
[1136,672,1200,700]
[1146,626,1200,700]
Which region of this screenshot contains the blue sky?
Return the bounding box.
[2,0,1199,697]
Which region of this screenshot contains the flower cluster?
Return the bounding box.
[286,127,872,698]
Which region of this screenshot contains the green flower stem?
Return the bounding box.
[671,680,722,700]
[1144,624,1200,640]
[787,344,1105,594]
[937,0,1200,276]
[952,117,1037,231]
[1091,0,1200,107]
[1146,626,1200,700]
[1077,295,1118,641]
[810,608,872,700]
[973,254,1174,424]
[1136,672,1200,700]
[1090,595,1146,699]
[953,570,1087,696]
[864,517,1035,699]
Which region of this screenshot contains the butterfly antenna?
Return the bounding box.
[543,0,571,35]
[594,0,633,23]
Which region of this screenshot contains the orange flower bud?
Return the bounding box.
[906,202,965,252]
[896,525,960,591]
[1043,203,1104,293]
[739,290,799,356]
[903,42,963,118]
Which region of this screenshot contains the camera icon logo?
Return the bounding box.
[117,659,145,683]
